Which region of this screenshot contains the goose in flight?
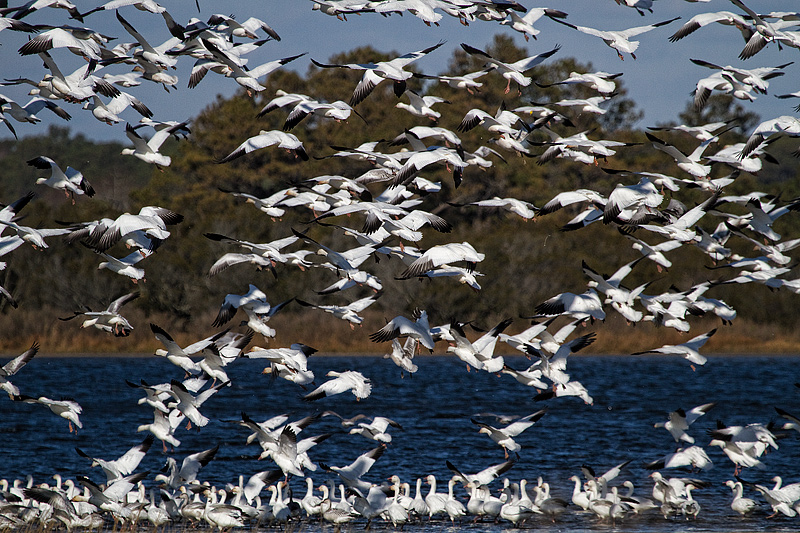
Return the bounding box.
[216,129,308,163]
[0,220,70,250]
[318,445,385,493]
[0,341,38,399]
[155,444,219,488]
[14,394,83,433]
[384,336,419,375]
[645,132,720,178]
[533,289,606,322]
[499,8,567,41]
[303,370,372,401]
[349,416,402,443]
[311,41,445,106]
[97,248,154,283]
[0,94,71,124]
[397,241,484,279]
[633,329,717,369]
[447,318,512,373]
[122,121,188,168]
[460,43,560,93]
[28,155,94,201]
[471,410,547,457]
[59,291,139,336]
[86,205,183,252]
[537,70,622,95]
[395,90,449,121]
[740,115,800,159]
[369,309,435,351]
[75,434,154,483]
[201,38,305,96]
[654,402,716,443]
[296,293,380,328]
[551,16,679,60]
[17,26,104,60]
[212,284,290,337]
[417,68,489,94]
[668,10,751,43]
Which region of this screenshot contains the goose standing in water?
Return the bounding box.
[725,480,758,516]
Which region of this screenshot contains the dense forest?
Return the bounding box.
[2,35,800,354]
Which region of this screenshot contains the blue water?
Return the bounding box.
[2,353,800,531]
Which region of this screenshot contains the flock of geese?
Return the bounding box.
[2,0,800,530]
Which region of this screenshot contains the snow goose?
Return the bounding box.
[349,416,402,444]
[746,477,800,517]
[369,309,435,351]
[654,402,716,443]
[211,284,271,328]
[446,458,515,490]
[499,483,538,524]
[638,189,722,243]
[551,16,679,60]
[217,129,308,163]
[96,248,153,283]
[423,475,447,518]
[14,395,82,433]
[633,329,717,369]
[59,291,139,336]
[471,410,546,457]
[645,446,712,471]
[603,177,663,224]
[668,10,751,42]
[296,293,379,328]
[156,445,219,489]
[319,445,385,493]
[397,241,484,279]
[0,220,70,250]
[466,196,537,220]
[725,480,758,516]
[395,90,449,120]
[201,39,304,96]
[121,122,189,168]
[537,70,622,95]
[460,43,560,94]
[75,434,154,484]
[383,337,419,376]
[115,11,177,70]
[417,68,489,94]
[137,407,180,451]
[84,91,152,125]
[533,289,605,322]
[17,26,103,60]
[303,370,371,401]
[149,323,218,375]
[0,341,38,399]
[447,318,512,373]
[203,488,245,530]
[28,156,94,201]
[500,8,567,41]
[310,41,444,106]
[741,115,800,158]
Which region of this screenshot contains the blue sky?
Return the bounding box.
[0,0,798,143]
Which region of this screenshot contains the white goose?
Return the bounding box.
[0,341,38,399]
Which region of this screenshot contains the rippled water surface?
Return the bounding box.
[2,353,799,531]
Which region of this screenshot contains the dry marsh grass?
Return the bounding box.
[0,306,799,357]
